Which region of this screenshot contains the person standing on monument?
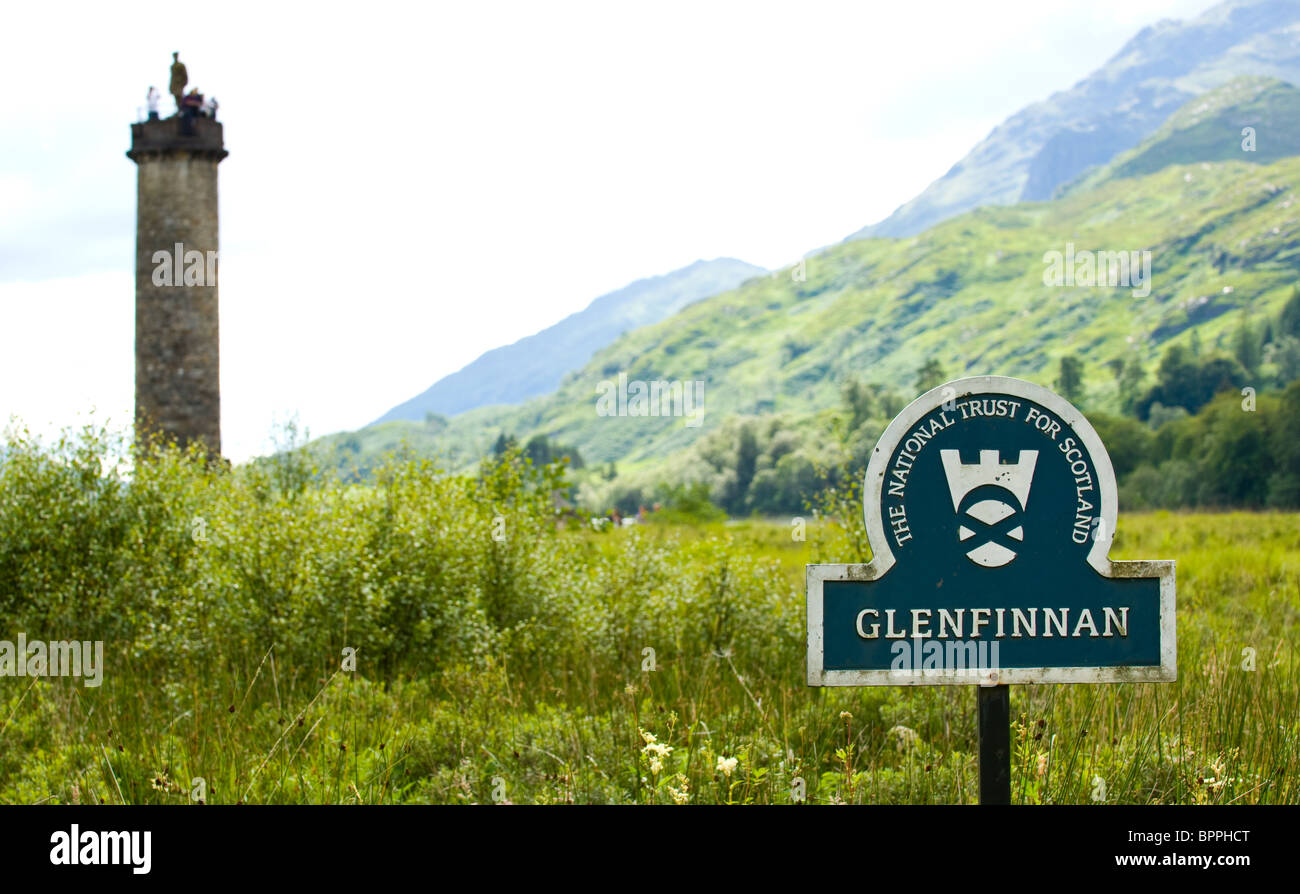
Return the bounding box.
[146,86,160,120]
[183,88,204,115]
[169,52,188,113]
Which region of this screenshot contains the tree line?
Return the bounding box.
[636,287,1300,516]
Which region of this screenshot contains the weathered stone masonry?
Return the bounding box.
[127,114,227,455]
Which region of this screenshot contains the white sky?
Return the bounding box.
[0,0,1215,461]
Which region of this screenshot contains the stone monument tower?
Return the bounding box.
[127,53,227,455]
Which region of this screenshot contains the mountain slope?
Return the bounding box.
[328,155,1300,478]
[373,257,765,422]
[1061,76,1300,195]
[845,0,1300,242]
[322,86,1300,488]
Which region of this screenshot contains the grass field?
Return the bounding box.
[0,433,1296,804]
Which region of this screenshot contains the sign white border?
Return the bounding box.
[807,376,1176,686]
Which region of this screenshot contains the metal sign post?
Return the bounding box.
[977,684,1011,805]
[807,376,1176,804]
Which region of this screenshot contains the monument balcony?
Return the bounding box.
[127,114,228,163]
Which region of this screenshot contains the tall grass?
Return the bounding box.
[0,426,1295,803]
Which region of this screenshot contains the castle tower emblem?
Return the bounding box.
[939,449,1039,567]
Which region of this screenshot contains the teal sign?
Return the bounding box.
[807,377,1176,686]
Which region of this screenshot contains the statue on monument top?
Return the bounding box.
[169,52,188,113]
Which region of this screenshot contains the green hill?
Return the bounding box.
[1061,77,1300,196]
[318,88,1300,508]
